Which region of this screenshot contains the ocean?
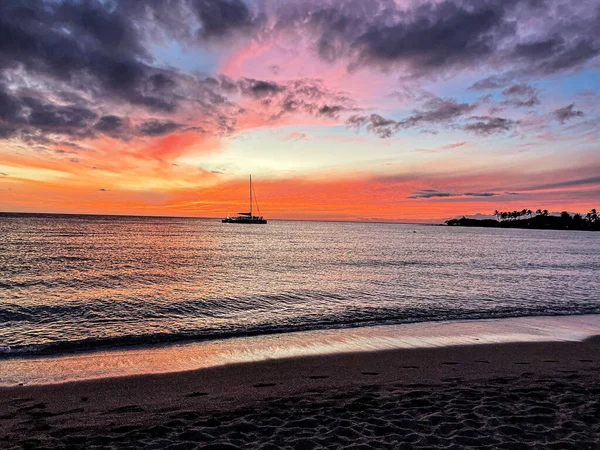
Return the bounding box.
[1,213,599,358]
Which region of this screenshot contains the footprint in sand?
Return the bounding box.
[441,377,463,382]
[185,392,208,398]
[9,398,35,407]
[361,372,380,376]
[253,383,277,388]
[107,405,145,414]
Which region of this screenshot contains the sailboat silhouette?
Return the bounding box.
[222,175,267,224]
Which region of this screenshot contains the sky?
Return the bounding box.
[0,0,599,222]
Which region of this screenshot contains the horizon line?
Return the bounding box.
[0,210,444,225]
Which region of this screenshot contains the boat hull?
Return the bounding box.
[222,218,267,224]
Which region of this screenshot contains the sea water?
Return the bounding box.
[2,213,599,358]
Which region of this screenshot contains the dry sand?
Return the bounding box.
[1,337,599,449]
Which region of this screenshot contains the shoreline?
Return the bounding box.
[1,337,599,448]
[2,314,600,387]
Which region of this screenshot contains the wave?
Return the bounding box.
[2,306,600,359]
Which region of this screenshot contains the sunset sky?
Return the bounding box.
[0,0,598,222]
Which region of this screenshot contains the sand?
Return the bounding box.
[1,337,599,449]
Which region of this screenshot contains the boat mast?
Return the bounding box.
[249,174,252,217]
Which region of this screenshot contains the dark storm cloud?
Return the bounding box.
[463,116,518,136]
[0,0,597,146]
[352,1,509,74]
[272,0,600,79]
[24,97,98,130]
[191,0,262,39]
[0,83,97,139]
[552,104,584,124]
[138,119,182,136]
[0,1,176,112]
[94,116,123,132]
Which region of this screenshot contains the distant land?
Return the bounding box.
[446,209,599,231]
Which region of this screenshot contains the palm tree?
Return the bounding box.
[527,209,533,219]
[536,209,542,215]
[493,210,500,221]
[543,209,549,217]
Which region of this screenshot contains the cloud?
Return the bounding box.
[469,75,513,90]
[191,0,262,40]
[463,116,518,136]
[283,132,308,141]
[94,115,124,132]
[347,113,396,138]
[240,78,285,98]
[440,141,468,150]
[500,84,539,108]
[552,104,584,124]
[407,190,457,199]
[463,192,496,197]
[0,0,598,168]
[407,189,500,199]
[25,98,98,131]
[347,95,478,138]
[138,119,182,136]
[273,0,600,81]
[0,1,177,112]
[523,176,600,191]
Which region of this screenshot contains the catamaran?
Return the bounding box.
[222,175,267,224]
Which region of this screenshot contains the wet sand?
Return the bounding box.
[1,337,599,449]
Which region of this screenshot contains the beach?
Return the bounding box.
[1,330,599,449]
[2,217,599,448]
